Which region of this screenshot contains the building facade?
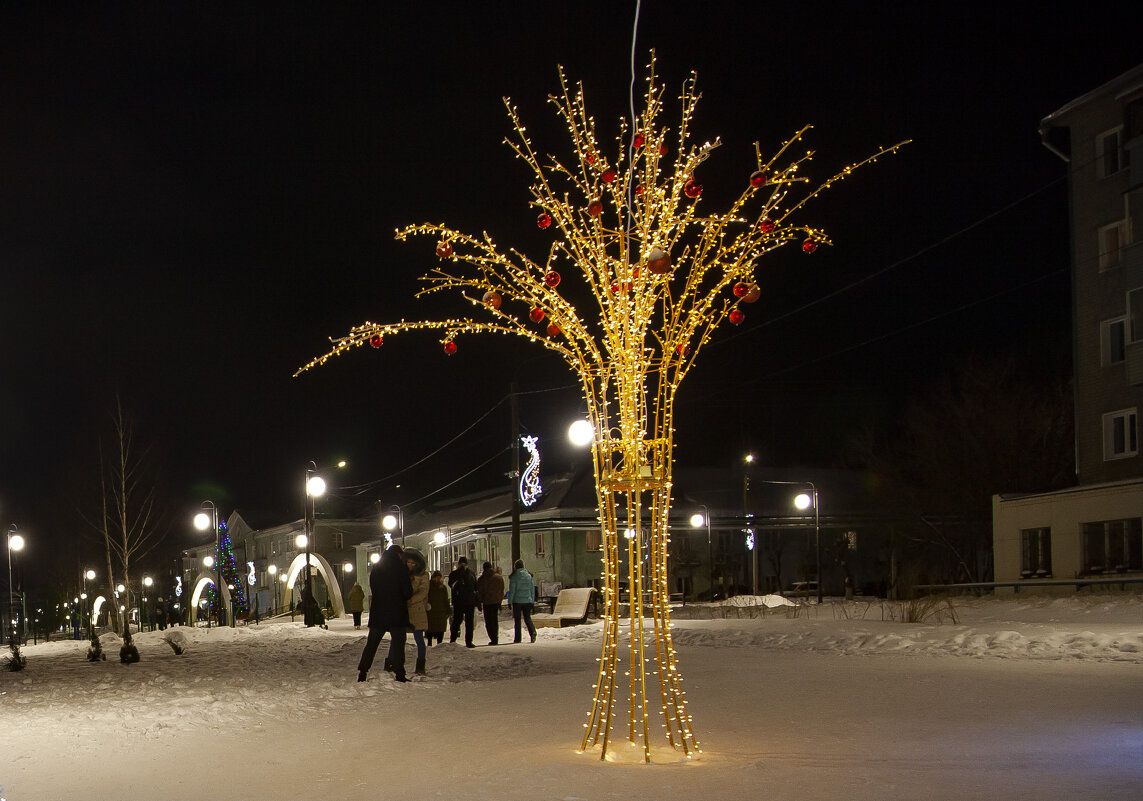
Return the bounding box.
[993,65,1143,590]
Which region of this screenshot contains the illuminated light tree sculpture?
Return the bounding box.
[298,57,904,762]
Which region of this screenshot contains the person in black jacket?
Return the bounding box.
[357,544,413,683]
[447,556,477,648]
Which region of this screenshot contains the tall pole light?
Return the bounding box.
[303,461,327,627]
[194,500,220,626]
[267,564,278,614]
[744,454,757,595]
[83,569,95,634]
[6,524,25,645]
[689,507,713,602]
[793,485,821,604]
[381,505,404,547]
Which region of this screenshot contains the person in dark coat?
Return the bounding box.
[476,561,505,646]
[425,570,451,645]
[447,557,477,648]
[347,581,365,629]
[357,544,413,683]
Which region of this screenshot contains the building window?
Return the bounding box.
[1101,316,1127,365]
[1020,527,1052,577]
[1082,518,1143,573]
[535,531,546,557]
[1102,408,1138,460]
[843,531,857,551]
[1129,288,1143,343]
[1099,220,1126,271]
[586,529,602,552]
[330,532,344,550]
[271,538,280,556]
[1097,127,1124,178]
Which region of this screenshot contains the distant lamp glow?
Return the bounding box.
[193,512,212,531]
[9,533,25,552]
[268,564,278,576]
[689,513,706,528]
[793,493,812,511]
[568,419,594,447]
[369,552,381,564]
[143,576,153,587]
[202,556,214,568]
[381,514,399,532]
[744,453,755,464]
[343,562,353,573]
[295,534,308,549]
[306,475,326,498]
[85,569,96,580]
[433,531,447,546]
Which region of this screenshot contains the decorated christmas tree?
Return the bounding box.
[217,520,248,620]
[298,56,902,761]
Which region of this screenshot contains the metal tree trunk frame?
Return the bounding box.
[297,55,903,762]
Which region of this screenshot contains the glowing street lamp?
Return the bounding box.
[689,508,714,601]
[568,419,594,447]
[267,564,279,613]
[381,505,404,547]
[194,500,222,627]
[7,525,25,645]
[793,486,822,604]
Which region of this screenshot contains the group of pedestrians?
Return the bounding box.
[355,545,538,684]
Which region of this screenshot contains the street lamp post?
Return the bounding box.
[302,461,329,627]
[793,485,822,604]
[689,507,713,602]
[6,524,26,646]
[381,505,404,547]
[83,569,95,636]
[142,576,153,631]
[194,500,221,626]
[267,564,278,614]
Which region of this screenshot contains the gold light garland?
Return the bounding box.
[297,55,905,762]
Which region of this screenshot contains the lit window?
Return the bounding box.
[1102,408,1138,460]
[1020,527,1052,577]
[1101,316,1127,365]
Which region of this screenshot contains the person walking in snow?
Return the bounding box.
[347,581,365,629]
[507,559,537,643]
[357,544,413,683]
[404,548,429,675]
[476,561,505,646]
[426,570,451,645]
[448,557,477,648]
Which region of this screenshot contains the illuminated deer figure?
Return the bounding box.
[298,56,903,762]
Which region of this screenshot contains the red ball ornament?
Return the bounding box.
[601,168,617,183]
[536,212,552,229]
[529,307,546,323]
[443,341,457,355]
[743,284,761,303]
[544,271,561,288]
[758,218,776,233]
[546,322,561,338]
[647,248,671,275]
[675,344,691,357]
[633,133,645,149]
[802,240,818,254]
[586,154,596,165]
[729,308,745,325]
[750,170,767,188]
[482,290,502,309]
[436,241,453,258]
[635,185,644,196]
[733,282,750,297]
[587,199,603,217]
[369,334,383,348]
[684,179,702,199]
[659,143,668,156]
[610,282,620,295]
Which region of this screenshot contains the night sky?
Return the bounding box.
[1,2,1139,580]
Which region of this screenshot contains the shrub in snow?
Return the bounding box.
[162,630,187,655]
[119,629,140,664]
[3,636,27,671]
[86,627,106,662]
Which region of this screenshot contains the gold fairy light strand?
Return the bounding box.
[297,53,905,762]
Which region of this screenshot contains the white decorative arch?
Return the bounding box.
[92,595,107,622]
[284,553,345,618]
[189,573,232,614]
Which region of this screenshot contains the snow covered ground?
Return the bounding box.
[2,594,1141,800]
